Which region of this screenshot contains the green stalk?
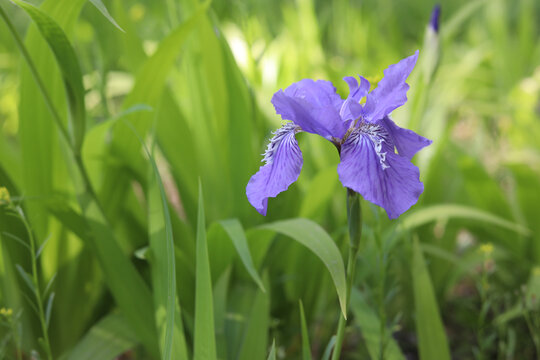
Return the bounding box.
[332,188,362,360]
[18,209,53,360]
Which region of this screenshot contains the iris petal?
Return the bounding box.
[337,127,424,219]
[340,76,370,120]
[363,51,419,122]
[272,79,347,139]
[382,116,432,159]
[246,123,303,216]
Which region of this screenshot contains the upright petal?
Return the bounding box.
[272,79,347,139]
[363,51,419,122]
[337,127,424,219]
[246,123,303,216]
[340,76,370,120]
[382,116,432,159]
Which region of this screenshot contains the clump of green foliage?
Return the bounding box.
[0,0,539,359]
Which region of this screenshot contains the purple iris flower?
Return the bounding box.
[246,51,432,219]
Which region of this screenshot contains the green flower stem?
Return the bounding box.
[332,188,362,360]
[18,209,53,360]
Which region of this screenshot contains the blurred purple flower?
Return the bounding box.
[429,4,441,33]
[246,51,432,219]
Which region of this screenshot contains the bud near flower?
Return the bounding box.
[0,307,13,317]
[0,187,10,205]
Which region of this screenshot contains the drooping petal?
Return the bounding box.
[246,123,303,216]
[340,76,370,120]
[381,116,432,159]
[337,126,424,219]
[272,79,347,139]
[363,51,419,122]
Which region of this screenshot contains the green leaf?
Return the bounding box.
[194,182,217,360]
[144,130,184,359]
[66,312,138,360]
[321,336,336,360]
[213,267,231,360]
[400,204,530,236]
[267,340,276,360]
[238,277,270,360]
[47,200,159,357]
[299,300,312,360]
[88,0,124,32]
[10,0,86,152]
[412,238,451,360]
[259,218,347,318]
[15,264,36,294]
[45,292,55,329]
[350,289,405,360]
[219,219,265,292]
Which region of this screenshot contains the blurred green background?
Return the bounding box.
[0,0,539,359]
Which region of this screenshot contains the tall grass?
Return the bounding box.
[0,0,539,359]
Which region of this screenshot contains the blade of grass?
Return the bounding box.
[299,300,312,360]
[118,118,185,360]
[219,219,265,292]
[259,218,347,318]
[267,340,276,360]
[88,0,124,32]
[400,204,530,236]
[412,237,451,360]
[193,181,217,360]
[321,336,337,360]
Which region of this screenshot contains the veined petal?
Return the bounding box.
[246,123,303,216]
[272,79,347,139]
[382,116,432,159]
[340,76,370,120]
[363,51,419,122]
[337,126,424,219]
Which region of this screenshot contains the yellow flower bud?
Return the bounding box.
[0,187,10,205]
[479,243,494,256]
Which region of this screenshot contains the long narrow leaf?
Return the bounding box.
[401,204,530,235]
[299,300,312,360]
[140,124,185,359]
[10,0,86,151]
[412,238,451,360]
[219,219,265,292]
[267,340,276,360]
[194,182,217,359]
[259,218,347,318]
[88,0,124,32]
